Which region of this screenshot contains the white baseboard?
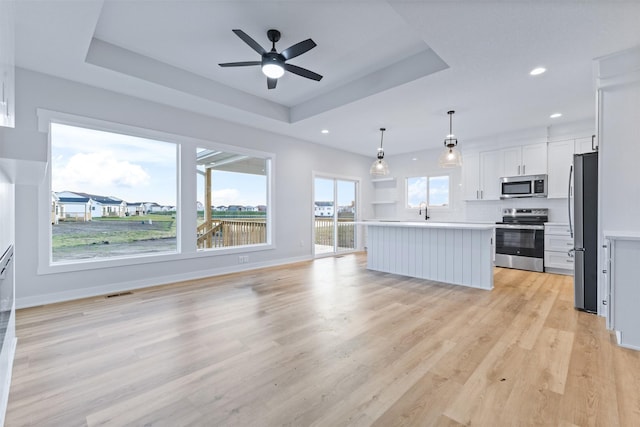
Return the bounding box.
[17,255,313,309]
[618,331,640,351]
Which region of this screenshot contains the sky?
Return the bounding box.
[314,178,356,207]
[197,169,266,207]
[52,123,269,207]
[407,175,449,208]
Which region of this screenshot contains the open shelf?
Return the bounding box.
[371,200,397,205]
[371,177,396,183]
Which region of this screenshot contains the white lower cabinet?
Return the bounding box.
[544,223,574,275]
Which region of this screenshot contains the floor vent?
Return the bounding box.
[105,291,133,298]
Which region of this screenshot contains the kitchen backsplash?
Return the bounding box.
[462,197,570,223]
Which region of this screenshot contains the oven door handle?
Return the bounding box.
[495,224,544,230]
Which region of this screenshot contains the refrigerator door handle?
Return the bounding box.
[574,249,585,310]
[568,164,573,238]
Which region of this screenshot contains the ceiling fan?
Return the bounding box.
[219,29,323,89]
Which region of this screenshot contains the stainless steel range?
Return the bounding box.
[495,208,548,272]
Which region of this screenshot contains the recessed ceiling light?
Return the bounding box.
[412,157,418,161]
[550,113,562,118]
[530,67,546,76]
[321,129,329,134]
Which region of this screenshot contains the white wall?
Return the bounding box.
[597,46,640,319]
[4,68,374,307]
[0,179,14,253]
[373,119,594,224]
[598,49,640,234]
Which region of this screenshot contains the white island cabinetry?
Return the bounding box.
[363,221,494,290]
[604,233,640,350]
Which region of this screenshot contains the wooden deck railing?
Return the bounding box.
[197,218,266,249]
[197,217,355,250]
[314,218,356,250]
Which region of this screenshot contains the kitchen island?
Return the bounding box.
[362,221,494,290]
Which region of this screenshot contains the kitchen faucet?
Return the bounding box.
[419,202,430,220]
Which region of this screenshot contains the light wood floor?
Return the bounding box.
[6,253,640,426]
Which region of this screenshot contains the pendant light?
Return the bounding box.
[370,127,390,177]
[438,110,463,168]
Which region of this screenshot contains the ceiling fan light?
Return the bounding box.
[262,63,285,79]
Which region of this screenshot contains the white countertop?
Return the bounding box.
[604,230,640,240]
[359,220,494,230]
[544,222,570,226]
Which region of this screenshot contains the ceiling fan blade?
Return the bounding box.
[232,29,267,55]
[267,78,277,90]
[218,61,261,67]
[284,64,323,81]
[280,38,317,61]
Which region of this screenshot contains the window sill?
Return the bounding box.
[37,243,275,275]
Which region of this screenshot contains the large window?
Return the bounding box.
[406,175,450,208]
[196,148,270,250]
[50,123,177,263]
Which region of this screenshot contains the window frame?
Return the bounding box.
[405,173,451,211]
[37,108,275,275]
[196,148,273,252]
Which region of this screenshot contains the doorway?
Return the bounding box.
[313,176,358,256]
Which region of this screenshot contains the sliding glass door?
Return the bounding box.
[314,176,357,256]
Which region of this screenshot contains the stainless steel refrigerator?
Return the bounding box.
[569,152,598,313]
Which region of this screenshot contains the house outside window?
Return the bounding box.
[196,148,271,250]
[50,123,177,263]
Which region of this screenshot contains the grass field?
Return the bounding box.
[52,215,176,249]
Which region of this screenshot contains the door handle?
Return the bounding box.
[517,165,520,175]
[522,165,526,175]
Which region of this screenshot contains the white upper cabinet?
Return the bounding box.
[462,150,503,201]
[462,152,481,201]
[0,0,15,128]
[547,140,575,199]
[575,136,596,154]
[503,143,548,176]
[480,149,503,200]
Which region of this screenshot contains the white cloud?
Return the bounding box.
[52,123,175,165]
[53,151,150,192]
[407,177,427,207]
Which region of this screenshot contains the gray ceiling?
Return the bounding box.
[14,0,640,157]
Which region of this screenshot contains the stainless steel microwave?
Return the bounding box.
[500,174,547,199]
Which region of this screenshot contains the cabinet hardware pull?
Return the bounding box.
[523,165,526,174]
[517,165,520,175]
